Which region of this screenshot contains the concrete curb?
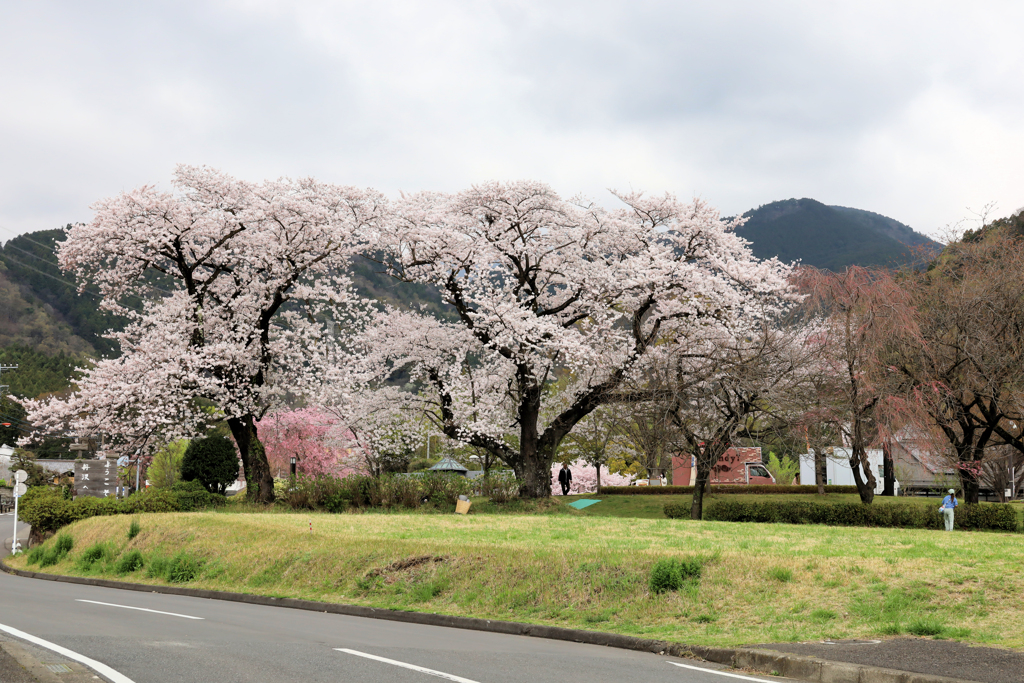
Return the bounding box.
[0,559,973,683]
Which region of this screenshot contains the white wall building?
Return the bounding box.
[799,448,896,495]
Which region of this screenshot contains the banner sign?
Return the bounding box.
[74,459,119,498]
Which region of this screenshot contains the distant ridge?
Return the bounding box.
[734,198,942,271]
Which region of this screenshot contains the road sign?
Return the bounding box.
[13,482,27,497]
[74,459,119,498]
[14,469,27,483]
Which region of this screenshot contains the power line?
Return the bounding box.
[0,252,104,298]
[3,238,177,297]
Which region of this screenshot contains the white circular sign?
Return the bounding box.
[14,469,28,483]
[13,482,27,497]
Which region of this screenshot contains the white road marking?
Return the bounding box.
[76,599,204,620]
[0,621,136,683]
[336,647,482,683]
[669,661,778,682]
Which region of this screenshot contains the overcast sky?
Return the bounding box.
[2,0,1023,244]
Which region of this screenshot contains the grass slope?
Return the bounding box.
[10,506,1023,650]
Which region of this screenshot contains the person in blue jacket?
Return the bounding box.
[940,488,958,531]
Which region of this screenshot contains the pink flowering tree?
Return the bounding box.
[550,459,633,494]
[334,182,793,498]
[257,408,366,478]
[22,166,384,502]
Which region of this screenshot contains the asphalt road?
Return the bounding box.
[0,570,783,683]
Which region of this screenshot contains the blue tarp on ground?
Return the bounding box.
[566,499,601,510]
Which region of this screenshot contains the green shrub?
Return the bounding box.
[663,503,689,519]
[649,557,702,594]
[601,485,860,496]
[127,518,141,540]
[115,550,145,575]
[482,472,519,503]
[76,542,110,571]
[703,499,1020,531]
[165,552,200,583]
[26,546,45,566]
[181,435,240,494]
[19,478,225,537]
[146,556,170,579]
[419,472,472,507]
[54,532,74,556]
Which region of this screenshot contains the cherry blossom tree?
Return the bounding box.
[321,386,426,477]
[23,166,384,502]
[549,459,632,494]
[337,182,793,498]
[257,407,364,478]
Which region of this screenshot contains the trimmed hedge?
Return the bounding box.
[664,503,689,518]
[599,484,860,496]
[695,499,1019,531]
[19,480,226,536]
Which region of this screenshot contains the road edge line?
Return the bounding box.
[0,621,136,683]
[0,558,972,683]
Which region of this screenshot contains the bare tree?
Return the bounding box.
[889,231,1024,503]
[794,266,916,504]
[657,321,808,519]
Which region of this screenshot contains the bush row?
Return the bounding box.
[19,480,226,536]
[686,499,1019,531]
[283,472,512,512]
[599,484,860,496]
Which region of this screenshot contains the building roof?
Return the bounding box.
[429,457,469,473]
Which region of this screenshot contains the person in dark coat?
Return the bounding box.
[558,463,572,495]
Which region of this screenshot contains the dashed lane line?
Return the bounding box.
[75,599,204,620]
[336,647,482,683]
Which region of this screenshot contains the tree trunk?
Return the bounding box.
[960,464,980,504]
[882,442,895,496]
[513,449,552,498]
[595,463,602,490]
[227,415,275,504]
[815,448,826,495]
[691,462,709,520]
[849,445,875,504]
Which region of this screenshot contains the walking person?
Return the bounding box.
[558,463,572,495]
[940,488,958,531]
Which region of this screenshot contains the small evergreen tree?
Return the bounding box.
[181,435,239,494]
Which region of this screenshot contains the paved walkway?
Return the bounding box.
[757,638,1024,683]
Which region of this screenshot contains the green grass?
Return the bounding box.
[10,508,1024,650]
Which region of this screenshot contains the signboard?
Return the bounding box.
[74,459,119,498]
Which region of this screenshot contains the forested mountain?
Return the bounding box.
[734,199,942,271]
[0,229,113,356]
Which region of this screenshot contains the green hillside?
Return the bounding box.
[735,199,941,271]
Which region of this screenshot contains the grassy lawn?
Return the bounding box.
[10,505,1024,650]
